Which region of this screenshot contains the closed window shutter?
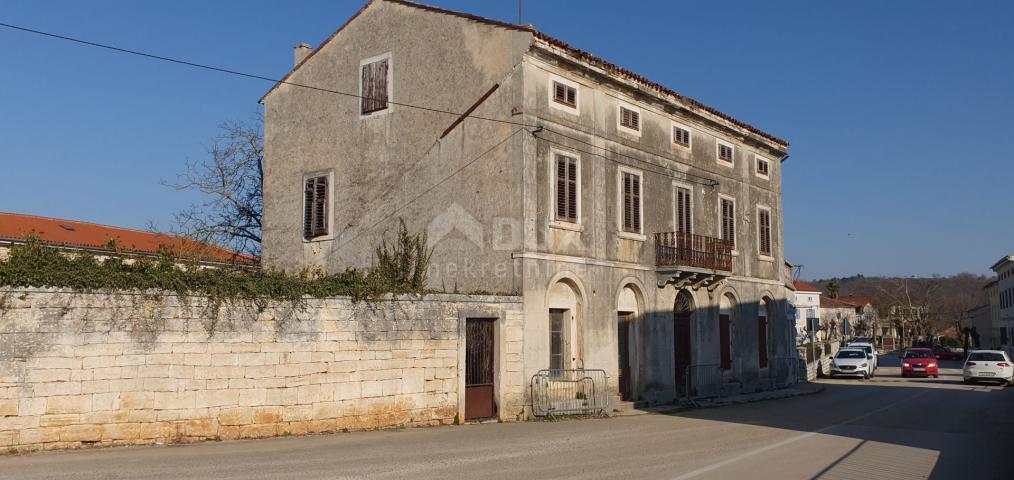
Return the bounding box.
[556,155,578,222]
[567,161,577,220]
[676,187,691,233]
[361,59,388,114]
[759,209,772,255]
[566,86,576,106]
[556,158,567,220]
[313,177,328,236]
[304,179,315,239]
[622,174,631,231]
[631,175,641,232]
[631,111,639,130]
[722,199,735,243]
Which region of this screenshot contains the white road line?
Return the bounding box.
[670,389,932,480]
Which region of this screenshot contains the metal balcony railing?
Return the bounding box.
[654,232,733,271]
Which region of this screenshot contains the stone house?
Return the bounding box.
[990,256,1014,355]
[820,295,878,342]
[260,0,794,413]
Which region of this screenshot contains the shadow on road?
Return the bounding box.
[659,377,1014,479]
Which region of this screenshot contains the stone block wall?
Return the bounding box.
[0,289,523,452]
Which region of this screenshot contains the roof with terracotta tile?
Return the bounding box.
[793,280,821,293]
[0,212,257,265]
[820,295,871,309]
[260,0,788,148]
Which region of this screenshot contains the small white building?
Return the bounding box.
[793,281,821,344]
[990,255,1014,356]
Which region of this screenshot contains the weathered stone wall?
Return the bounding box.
[0,289,523,452]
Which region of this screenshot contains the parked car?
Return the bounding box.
[849,342,878,371]
[962,350,1014,385]
[830,348,874,379]
[901,348,939,378]
[932,345,964,361]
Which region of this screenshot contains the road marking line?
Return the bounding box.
[670,389,931,480]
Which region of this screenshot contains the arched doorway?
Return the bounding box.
[758,297,772,370]
[674,289,695,397]
[616,285,641,401]
[547,279,583,370]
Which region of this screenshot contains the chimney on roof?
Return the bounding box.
[294,43,312,67]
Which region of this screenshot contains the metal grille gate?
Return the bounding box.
[465,318,495,420]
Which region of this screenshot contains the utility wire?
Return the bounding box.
[325,128,524,257]
[0,21,537,129]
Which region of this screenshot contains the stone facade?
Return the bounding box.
[0,288,523,452]
[261,0,795,407]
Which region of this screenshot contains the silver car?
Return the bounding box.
[962,350,1014,385]
[830,348,873,379]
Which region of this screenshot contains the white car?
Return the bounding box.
[963,350,1014,385]
[830,348,874,379]
[849,342,878,371]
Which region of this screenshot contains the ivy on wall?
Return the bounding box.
[0,238,429,304]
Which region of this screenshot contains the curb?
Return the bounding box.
[616,384,825,416]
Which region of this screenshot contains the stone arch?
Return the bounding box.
[673,288,697,397]
[719,292,738,374]
[545,272,587,370]
[615,278,646,401]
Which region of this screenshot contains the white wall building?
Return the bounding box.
[793,281,821,344]
[991,255,1014,355]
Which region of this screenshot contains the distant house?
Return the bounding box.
[0,212,256,267]
[820,295,878,341]
[792,281,821,344]
[990,255,1014,356]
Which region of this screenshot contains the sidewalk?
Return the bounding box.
[612,382,825,416]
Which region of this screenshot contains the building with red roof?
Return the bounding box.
[0,212,256,266]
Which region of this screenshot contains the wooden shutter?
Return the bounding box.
[556,155,577,223]
[621,172,641,233]
[620,107,639,131]
[553,82,576,107]
[676,187,691,233]
[361,59,388,114]
[304,175,328,239]
[722,199,735,243]
[303,179,315,239]
[758,316,768,368]
[759,209,771,255]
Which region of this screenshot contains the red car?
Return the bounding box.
[901,348,939,378]
[932,345,964,361]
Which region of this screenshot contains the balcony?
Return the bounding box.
[654,232,733,291]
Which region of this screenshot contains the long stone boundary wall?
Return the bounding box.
[0,288,524,452]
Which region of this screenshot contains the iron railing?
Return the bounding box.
[531,369,607,416]
[654,232,733,271]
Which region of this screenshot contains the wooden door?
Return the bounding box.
[758,316,768,368]
[720,314,731,371]
[465,318,495,420]
[617,313,633,401]
[674,313,692,396]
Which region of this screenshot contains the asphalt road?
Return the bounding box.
[3,356,1012,480]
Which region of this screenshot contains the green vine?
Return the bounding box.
[0,238,431,304]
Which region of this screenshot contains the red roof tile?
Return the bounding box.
[0,212,256,265]
[260,0,788,148]
[793,280,820,293]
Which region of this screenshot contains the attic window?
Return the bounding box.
[756,156,770,178]
[619,106,640,132]
[553,81,577,108]
[360,56,390,115]
[717,141,734,164]
[672,124,691,147]
[58,224,76,232]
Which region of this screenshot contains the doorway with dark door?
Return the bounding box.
[674,290,694,397]
[617,312,634,401]
[465,318,496,421]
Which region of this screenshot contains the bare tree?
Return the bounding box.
[163,117,263,257]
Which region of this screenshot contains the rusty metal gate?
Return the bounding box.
[465,318,495,420]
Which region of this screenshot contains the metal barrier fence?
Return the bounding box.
[531,369,608,416]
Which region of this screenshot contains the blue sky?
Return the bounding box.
[1,1,1011,279]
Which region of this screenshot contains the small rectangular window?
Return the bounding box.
[555,154,579,223]
[621,171,642,234]
[552,81,577,108]
[675,186,692,233]
[718,142,734,163]
[303,175,329,239]
[619,106,640,131]
[721,197,735,247]
[758,208,772,256]
[673,125,691,147]
[756,157,770,177]
[361,58,389,114]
